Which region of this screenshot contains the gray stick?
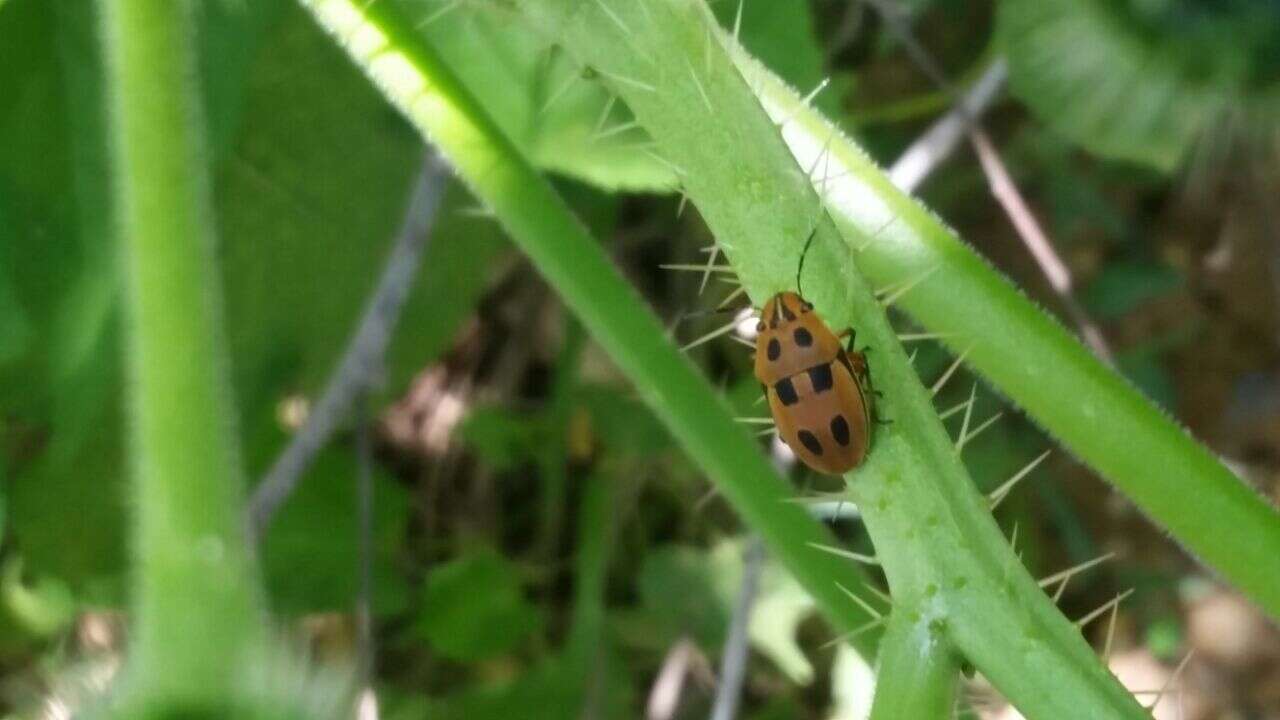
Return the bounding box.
[709,537,766,720]
[248,152,450,539]
[354,391,375,688]
[888,60,1007,193]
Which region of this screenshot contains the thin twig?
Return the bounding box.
[869,0,1115,364]
[355,392,375,690]
[888,60,1007,193]
[709,537,766,720]
[248,153,450,539]
[968,131,1115,364]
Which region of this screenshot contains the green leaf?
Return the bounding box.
[748,551,818,684]
[998,0,1280,171]
[1080,258,1182,320]
[457,406,538,472]
[636,542,817,684]
[577,384,672,457]
[405,0,677,191]
[0,558,77,642]
[415,548,542,661]
[214,2,421,406]
[257,444,411,615]
[636,545,733,648]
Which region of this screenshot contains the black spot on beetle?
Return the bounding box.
[781,303,796,321]
[794,327,813,347]
[830,414,851,446]
[774,377,799,406]
[767,338,781,361]
[797,429,823,455]
[808,363,834,393]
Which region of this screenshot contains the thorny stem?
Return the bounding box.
[101,0,262,704]
[509,1,1148,717]
[730,18,1280,622]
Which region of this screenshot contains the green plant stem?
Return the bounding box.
[869,608,958,720]
[566,472,614,712]
[294,0,881,656]
[727,43,1280,619]
[505,1,1145,717]
[100,0,262,704]
[537,317,585,562]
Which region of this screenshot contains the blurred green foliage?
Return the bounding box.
[3,0,1278,716]
[999,0,1280,170]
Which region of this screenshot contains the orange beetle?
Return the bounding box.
[752,237,875,474]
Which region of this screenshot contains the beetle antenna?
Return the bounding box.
[796,226,819,298]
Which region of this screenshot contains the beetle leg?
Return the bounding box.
[837,328,857,350]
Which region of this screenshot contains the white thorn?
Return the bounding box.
[857,215,902,253]
[415,0,461,28]
[717,285,747,309]
[591,94,619,137]
[681,319,740,351]
[862,584,892,606]
[1103,596,1119,662]
[599,67,656,93]
[1075,589,1134,629]
[936,397,972,421]
[801,77,830,107]
[1146,652,1194,714]
[643,148,686,175]
[659,263,736,273]
[687,60,713,112]
[698,245,721,295]
[878,264,939,307]
[835,582,883,620]
[592,0,631,36]
[592,119,641,142]
[990,450,1052,510]
[930,345,972,396]
[821,616,886,648]
[1037,551,1115,590]
[956,382,978,450]
[896,331,956,342]
[539,71,581,115]
[957,411,1003,452]
[806,542,880,565]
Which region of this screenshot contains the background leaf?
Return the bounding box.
[414,548,542,660]
[998,0,1280,171]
